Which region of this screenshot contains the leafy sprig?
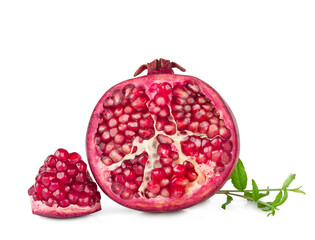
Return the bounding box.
[217,159,305,216]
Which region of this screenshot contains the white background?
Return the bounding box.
[1,1,314,239]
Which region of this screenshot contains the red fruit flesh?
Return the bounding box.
[87,59,239,212]
[28,149,101,218]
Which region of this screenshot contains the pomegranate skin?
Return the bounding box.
[87,73,239,212]
[30,198,101,218]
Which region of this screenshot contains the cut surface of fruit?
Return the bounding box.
[87,59,239,212]
[28,149,101,218]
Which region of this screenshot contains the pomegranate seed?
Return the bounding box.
[125,130,136,139]
[170,186,185,198]
[157,82,172,95]
[173,85,190,99]
[148,101,161,114]
[111,182,124,194]
[207,124,219,138]
[53,189,66,201]
[196,153,207,163]
[123,169,136,181]
[104,96,115,107]
[187,121,199,132]
[78,195,91,207]
[125,181,138,191]
[156,118,167,131]
[186,169,198,182]
[109,127,119,137]
[171,151,179,160]
[112,89,123,105]
[67,191,78,204]
[133,164,144,175]
[160,157,173,166]
[103,109,114,120]
[147,180,160,194]
[41,188,52,200]
[139,117,154,128]
[76,161,87,172]
[157,134,174,144]
[154,94,169,106]
[127,121,139,131]
[221,152,232,165]
[138,153,148,166]
[172,96,187,105]
[163,166,173,177]
[129,86,145,100]
[54,148,69,160]
[151,168,166,180]
[214,163,225,173]
[158,106,170,118]
[212,150,222,163]
[114,133,126,144]
[171,177,189,187]
[172,111,185,119]
[171,103,184,111]
[131,95,149,111]
[160,187,170,197]
[118,124,128,132]
[67,166,78,177]
[157,144,171,157]
[76,172,87,183]
[222,140,233,152]
[119,114,130,124]
[109,149,123,163]
[203,145,212,159]
[124,105,135,114]
[186,81,200,93]
[173,164,186,177]
[160,178,170,187]
[181,141,196,156]
[45,155,57,167]
[139,129,155,139]
[122,84,135,98]
[177,118,190,130]
[56,161,68,172]
[219,127,231,139]
[164,122,176,135]
[68,152,81,165]
[198,121,209,133]
[183,161,194,169]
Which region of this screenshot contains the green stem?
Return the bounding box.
[221,192,278,210]
[217,188,297,194]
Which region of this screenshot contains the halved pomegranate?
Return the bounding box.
[28,149,101,218]
[86,59,239,212]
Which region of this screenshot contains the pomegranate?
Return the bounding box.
[28,149,101,218]
[86,58,239,212]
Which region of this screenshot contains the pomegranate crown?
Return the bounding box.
[134,58,186,77]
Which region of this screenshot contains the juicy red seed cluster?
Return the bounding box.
[148,83,176,135]
[171,82,231,140]
[145,160,198,199]
[95,84,155,166]
[108,152,149,200]
[181,136,233,173]
[28,149,101,208]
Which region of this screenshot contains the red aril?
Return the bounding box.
[28,149,101,218]
[86,58,239,212]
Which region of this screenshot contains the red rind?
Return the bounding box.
[30,198,101,218]
[86,74,240,212]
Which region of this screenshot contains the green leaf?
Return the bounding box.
[290,186,306,194]
[221,195,233,210]
[282,174,296,189]
[231,159,248,191]
[251,179,260,202]
[277,188,288,207]
[271,191,283,207]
